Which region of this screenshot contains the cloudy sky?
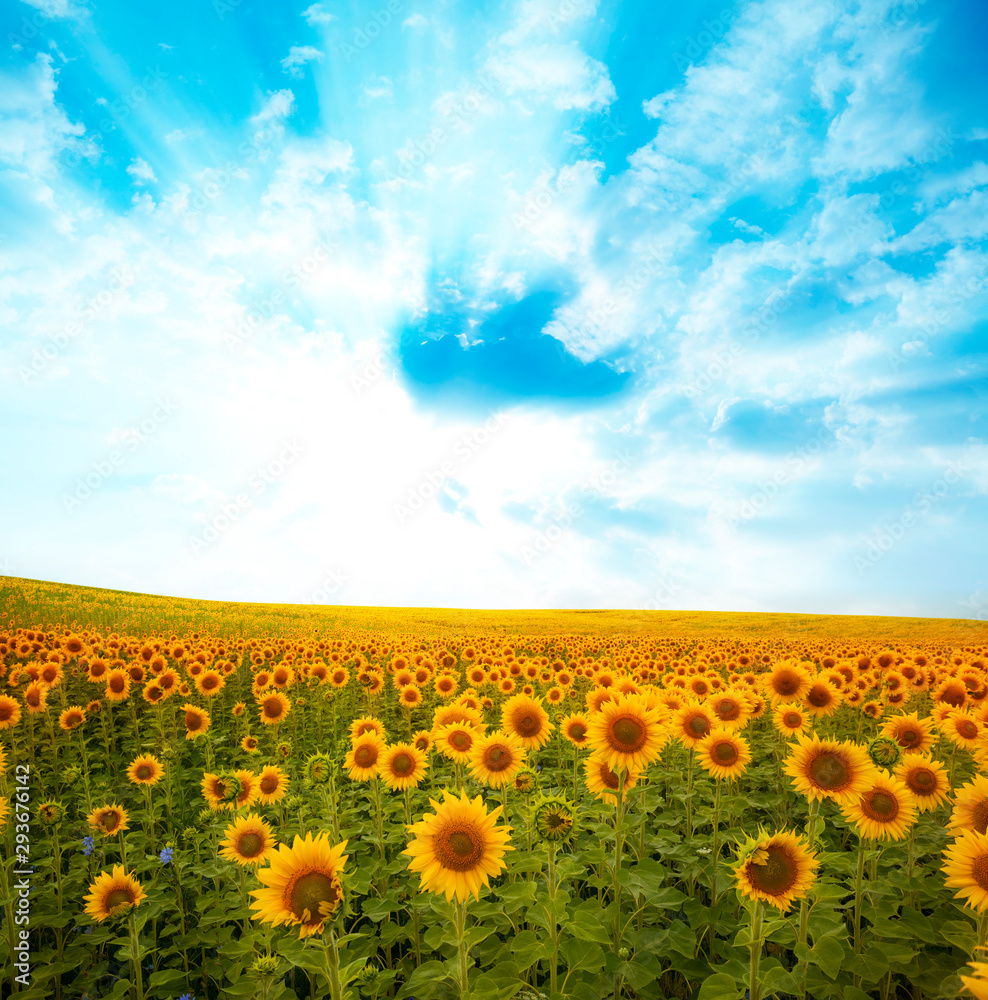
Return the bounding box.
[1,0,986,617]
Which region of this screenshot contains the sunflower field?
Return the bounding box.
[3,581,988,1000]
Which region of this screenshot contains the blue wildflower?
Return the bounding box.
[159,847,174,864]
[179,993,194,1000]
[82,836,95,856]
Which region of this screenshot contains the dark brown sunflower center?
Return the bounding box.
[713,741,738,765]
[716,699,740,720]
[449,731,472,751]
[784,713,802,728]
[908,768,935,793]
[0,705,11,721]
[774,672,800,696]
[354,746,377,768]
[203,676,218,689]
[863,791,898,821]
[289,871,339,922]
[26,691,40,707]
[392,753,414,775]
[747,845,797,896]
[599,764,620,789]
[186,712,202,731]
[687,715,710,738]
[105,888,134,910]
[807,686,831,708]
[263,699,282,719]
[437,825,484,871]
[136,765,152,780]
[237,832,264,857]
[898,728,918,745]
[568,723,587,741]
[484,745,512,771]
[957,720,978,740]
[611,716,646,751]
[260,776,277,793]
[513,712,541,737]
[808,751,850,790]
[972,855,988,891]
[972,801,988,835]
[100,813,121,833]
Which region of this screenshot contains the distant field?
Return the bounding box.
[1,574,985,644]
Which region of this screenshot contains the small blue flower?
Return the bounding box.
[159,847,174,864]
[179,993,194,1000]
[82,836,95,856]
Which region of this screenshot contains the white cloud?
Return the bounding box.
[126,157,156,185]
[486,43,615,111]
[302,3,334,25]
[402,13,428,29]
[364,76,393,100]
[280,45,324,78]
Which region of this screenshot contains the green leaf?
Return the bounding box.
[568,909,612,943]
[395,960,451,1000]
[148,968,188,987]
[507,930,547,970]
[759,963,799,995]
[940,919,977,953]
[810,934,844,978]
[696,972,744,1000]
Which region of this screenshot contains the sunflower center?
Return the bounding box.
[263,699,282,719]
[863,791,899,821]
[957,720,979,740]
[747,846,797,896]
[609,716,645,752]
[513,711,541,737]
[716,699,740,720]
[136,766,152,780]
[899,728,918,745]
[807,686,831,708]
[484,745,512,771]
[100,813,121,833]
[713,741,738,765]
[909,768,935,793]
[354,746,377,768]
[105,888,134,911]
[260,776,277,794]
[392,753,414,775]
[774,672,800,696]
[972,801,988,835]
[599,764,620,789]
[450,731,472,751]
[237,833,264,857]
[808,751,850,790]
[973,855,988,891]
[289,871,339,923]
[568,723,587,741]
[687,715,710,738]
[26,691,40,707]
[436,824,484,871]
[0,705,11,721]
[186,712,202,731]
[784,713,802,728]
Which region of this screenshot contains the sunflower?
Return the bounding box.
[201,773,237,811]
[561,713,590,746]
[942,710,983,749]
[949,775,988,835]
[413,729,432,753]
[403,790,513,902]
[783,734,878,804]
[399,684,423,708]
[433,703,484,731]
[671,700,715,749]
[879,712,936,754]
[468,731,526,788]
[0,695,22,729]
[764,662,812,704]
[126,755,164,787]
[240,734,259,753]
[257,691,291,726]
[894,754,951,812]
[708,691,751,731]
[234,769,260,809]
[182,704,211,740]
[250,833,349,938]
[379,743,429,791]
[23,681,48,713]
[840,773,918,841]
[773,704,807,738]
[584,753,640,806]
[532,794,577,843]
[256,765,289,805]
[194,669,225,698]
[586,693,666,773]
[83,866,146,922]
[142,681,165,705]
[434,722,482,764]
[498,693,552,749]
[349,715,386,741]
[345,734,384,781]
[88,804,129,837]
[103,670,130,703]
[220,812,277,866]
[942,830,988,913]
[696,728,752,780]
[803,678,842,717]
[58,705,87,730]
[0,797,8,828]
[734,829,819,914]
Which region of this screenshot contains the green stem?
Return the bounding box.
[548,843,558,997]
[749,899,764,1000]
[128,910,144,1000]
[454,898,469,994]
[323,926,343,1000]
[853,838,868,959]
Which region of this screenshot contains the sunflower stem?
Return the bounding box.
[853,837,867,963]
[454,898,470,994]
[547,842,559,996]
[748,898,764,1000]
[128,909,144,1000]
[685,748,695,840]
[323,926,343,1000]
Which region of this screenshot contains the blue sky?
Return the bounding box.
[1,0,986,617]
